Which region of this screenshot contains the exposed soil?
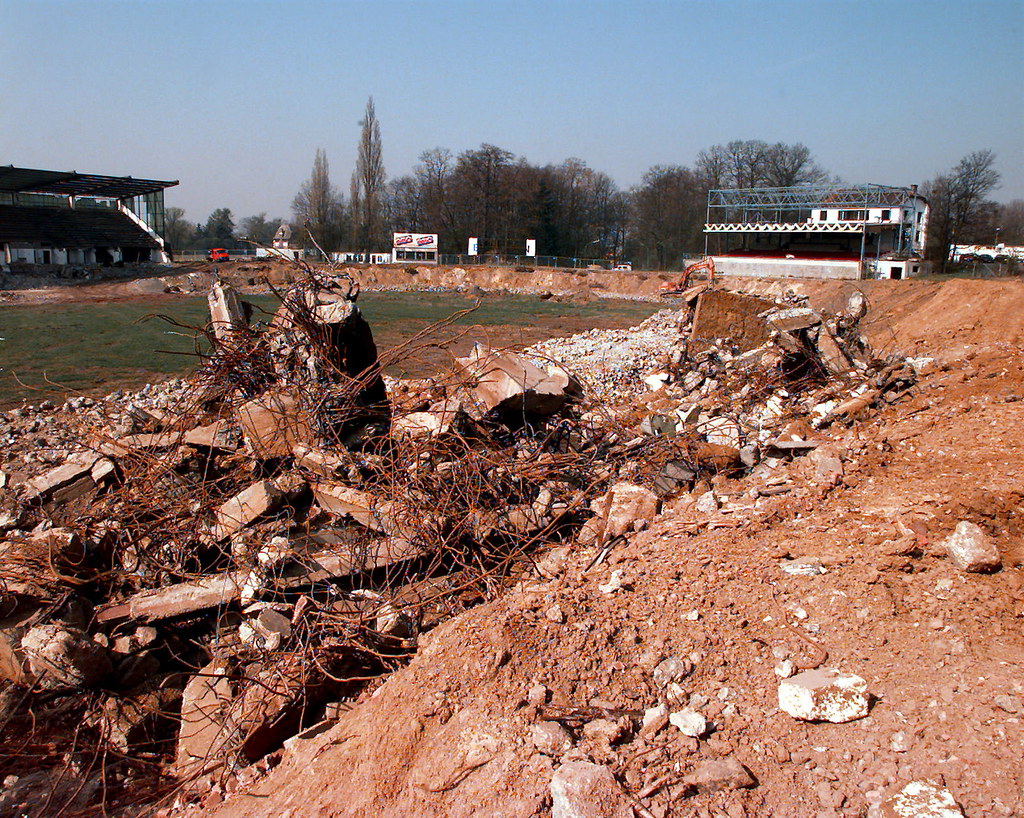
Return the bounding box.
[4,267,1023,817]
[167,276,1023,818]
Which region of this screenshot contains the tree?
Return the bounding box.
[628,165,706,269]
[237,212,283,247]
[292,148,344,252]
[996,200,1024,246]
[162,206,195,252]
[351,96,386,252]
[924,150,1000,271]
[203,208,236,249]
[695,140,827,189]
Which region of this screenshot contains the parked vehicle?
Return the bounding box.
[208,248,230,262]
[613,262,632,271]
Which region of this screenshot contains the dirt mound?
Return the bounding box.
[188,281,1024,818]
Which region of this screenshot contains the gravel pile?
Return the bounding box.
[525,309,686,398]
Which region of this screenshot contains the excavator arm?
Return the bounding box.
[660,256,716,295]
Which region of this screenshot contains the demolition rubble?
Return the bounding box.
[0,272,927,815]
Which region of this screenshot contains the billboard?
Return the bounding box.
[393,232,438,250]
[468,237,479,255]
[526,238,536,256]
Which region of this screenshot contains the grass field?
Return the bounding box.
[0,292,659,407]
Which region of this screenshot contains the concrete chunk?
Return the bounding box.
[455,345,574,417]
[878,780,963,817]
[941,521,1000,573]
[175,658,234,778]
[237,389,312,458]
[590,482,659,539]
[779,667,869,723]
[213,480,284,540]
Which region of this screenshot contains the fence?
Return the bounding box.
[437,254,621,270]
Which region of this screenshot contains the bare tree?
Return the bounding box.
[924,149,1000,271]
[352,96,386,253]
[629,165,706,269]
[293,148,344,251]
[696,139,827,189]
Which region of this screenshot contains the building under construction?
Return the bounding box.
[705,184,929,280]
[0,165,177,268]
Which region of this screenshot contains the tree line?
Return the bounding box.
[163,98,1016,270]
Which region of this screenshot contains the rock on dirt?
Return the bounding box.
[778,667,870,723]
[550,761,632,818]
[876,780,964,817]
[941,520,1001,572]
[682,757,756,793]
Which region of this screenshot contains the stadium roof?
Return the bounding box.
[0,165,178,199]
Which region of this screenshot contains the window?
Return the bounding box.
[881,209,891,220]
[917,212,923,224]
[819,210,827,221]
[840,210,866,221]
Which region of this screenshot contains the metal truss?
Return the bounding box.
[707,184,918,212]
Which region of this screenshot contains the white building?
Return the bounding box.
[705,184,930,280]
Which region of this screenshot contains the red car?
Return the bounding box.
[208,248,230,262]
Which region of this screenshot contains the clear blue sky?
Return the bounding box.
[1,0,1021,223]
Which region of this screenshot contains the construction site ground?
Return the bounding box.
[191,272,1024,818]
[2,264,1023,817]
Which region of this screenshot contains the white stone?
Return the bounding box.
[669,708,707,737]
[778,668,869,723]
[941,521,1000,572]
[640,703,669,737]
[774,659,796,679]
[877,780,963,817]
[550,761,632,818]
[695,490,719,515]
[531,721,572,756]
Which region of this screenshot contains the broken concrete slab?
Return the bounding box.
[765,306,822,333]
[237,389,312,459]
[207,281,250,343]
[455,345,575,418]
[778,667,870,723]
[175,658,235,778]
[311,482,382,531]
[941,520,1001,573]
[183,419,239,451]
[550,761,632,818]
[213,480,284,541]
[22,454,112,505]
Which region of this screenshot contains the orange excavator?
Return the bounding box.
[660,256,716,295]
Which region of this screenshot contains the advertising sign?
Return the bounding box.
[393,232,438,250]
[526,239,536,256]
[468,237,479,255]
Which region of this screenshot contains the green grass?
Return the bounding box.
[0,292,659,407]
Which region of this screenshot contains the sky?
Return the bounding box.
[1,0,1021,223]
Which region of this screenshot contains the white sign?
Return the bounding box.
[468,237,479,255]
[526,239,536,256]
[393,232,438,250]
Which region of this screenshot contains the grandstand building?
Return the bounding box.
[0,165,177,269]
[705,184,929,280]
